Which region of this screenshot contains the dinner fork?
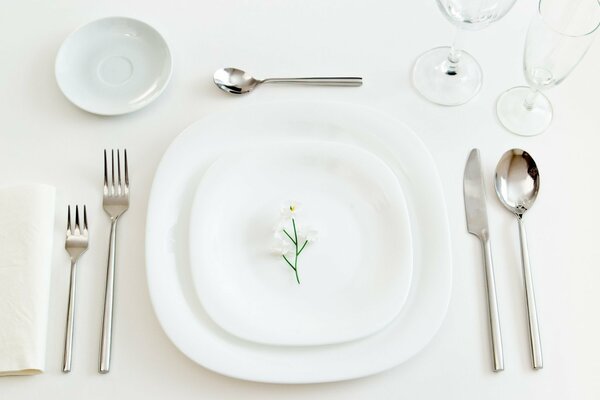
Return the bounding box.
[100,149,129,373]
[63,205,88,373]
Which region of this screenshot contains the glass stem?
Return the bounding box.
[524,88,539,111]
[445,28,462,75]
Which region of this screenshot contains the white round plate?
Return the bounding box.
[55,17,172,116]
[146,101,452,383]
[189,141,413,346]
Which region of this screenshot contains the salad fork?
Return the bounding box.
[63,205,88,373]
[100,149,129,373]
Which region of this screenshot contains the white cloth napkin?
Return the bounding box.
[0,184,55,376]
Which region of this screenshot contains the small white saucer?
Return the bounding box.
[55,17,172,116]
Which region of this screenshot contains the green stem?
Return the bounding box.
[282,229,296,244]
[297,240,309,255]
[280,218,307,284]
[282,255,295,271]
[292,218,300,284]
[292,218,298,244]
[293,249,300,284]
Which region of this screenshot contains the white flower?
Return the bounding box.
[280,201,302,221]
[271,240,294,256]
[271,201,318,259]
[271,224,295,256]
[298,225,319,244]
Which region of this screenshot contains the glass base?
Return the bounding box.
[496,86,553,137]
[412,46,482,106]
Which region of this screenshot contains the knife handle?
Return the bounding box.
[481,234,504,372]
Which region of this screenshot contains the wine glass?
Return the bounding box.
[496,0,600,136]
[413,0,517,106]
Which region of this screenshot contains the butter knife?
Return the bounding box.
[464,148,504,372]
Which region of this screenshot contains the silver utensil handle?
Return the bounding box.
[481,235,504,372]
[517,217,543,369]
[100,218,118,373]
[63,260,77,373]
[263,77,362,86]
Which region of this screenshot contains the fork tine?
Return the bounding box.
[117,149,122,188]
[75,205,80,233]
[83,205,88,231]
[111,149,115,193]
[124,149,129,188]
[104,150,108,189]
[67,205,72,234]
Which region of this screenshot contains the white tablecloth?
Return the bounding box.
[1,0,598,398]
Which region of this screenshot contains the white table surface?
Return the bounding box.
[1,0,599,398]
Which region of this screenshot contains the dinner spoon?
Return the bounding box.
[213,67,363,94]
[494,148,543,369]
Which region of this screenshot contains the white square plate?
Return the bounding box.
[189,141,413,346]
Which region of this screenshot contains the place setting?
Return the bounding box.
[1,0,599,387]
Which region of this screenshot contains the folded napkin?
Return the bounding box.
[0,184,55,376]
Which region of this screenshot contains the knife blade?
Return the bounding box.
[463,148,504,372]
[464,148,490,237]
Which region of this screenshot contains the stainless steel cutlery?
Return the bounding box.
[494,149,543,370]
[100,149,130,374]
[464,148,543,371]
[63,205,89,373]
[62,150,130,374]
[213,67,363,95]
[464,149,504,372]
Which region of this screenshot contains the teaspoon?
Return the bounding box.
[213,67,363,95]
[494,148,543,369]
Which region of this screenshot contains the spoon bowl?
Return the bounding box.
[213,68,260,94]
[494,149,540,216]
